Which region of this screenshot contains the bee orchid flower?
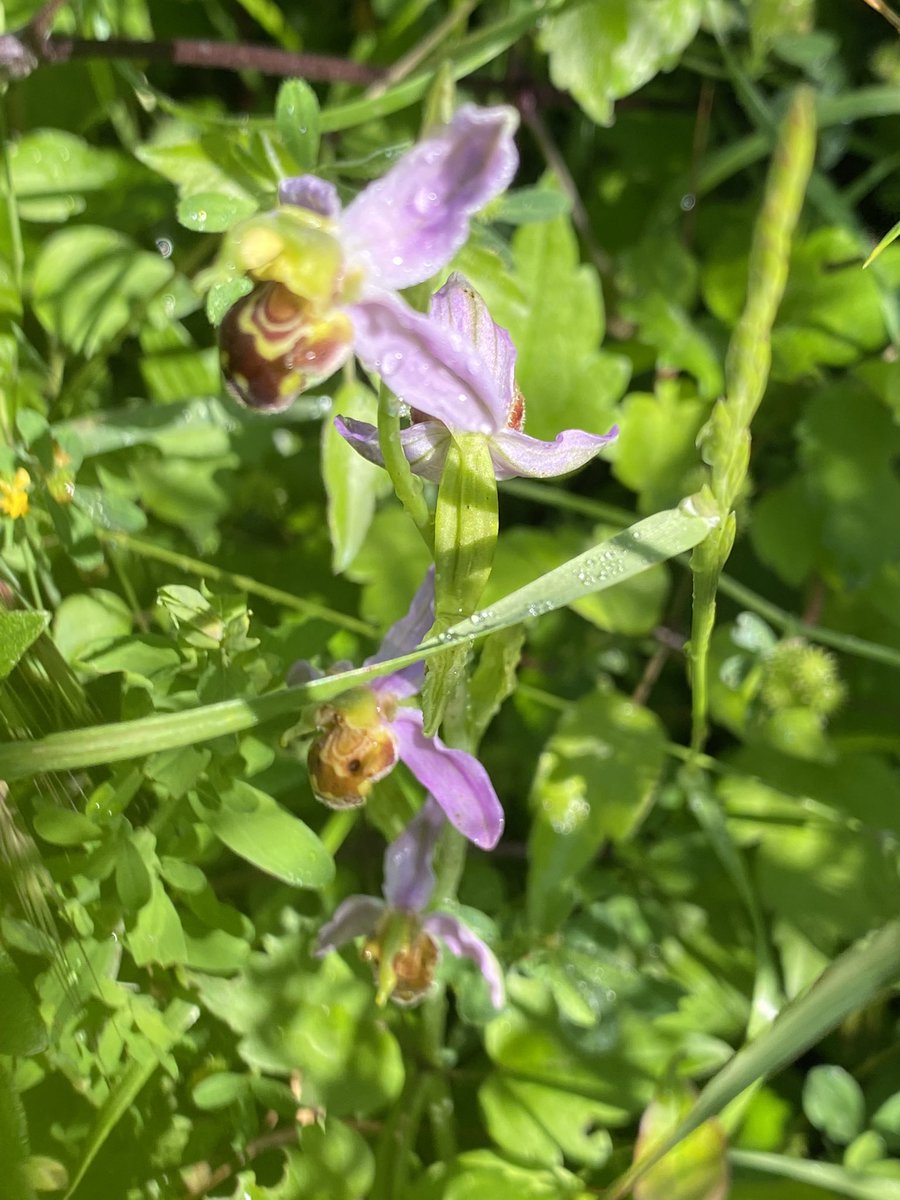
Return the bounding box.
[314,797,505,1008]
[292,569,504,851]
[217,106,519,413]
[335,272,619,480]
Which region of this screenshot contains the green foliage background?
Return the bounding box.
[1,0,900,1198]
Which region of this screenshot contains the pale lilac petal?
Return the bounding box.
[279,174,341,218]
[430,273,516,411]
[488,425,620,481]
[314,895,385,956]
[422,911,505,1008]
[340,104,519,290]
[392,708,503,850]
[348,291,505,431]
[369,567,436,665]
[383,796,445,911]
[335,415,451,483]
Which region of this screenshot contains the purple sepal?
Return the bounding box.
[368,567,436,701]
[422,911,505,1008]
[313,894,384,955]
[488,424,620,480]
[340,105,519,291]
[279,174,342,218]
[391,708,504,850]
[383,796,445,911]
[348,290,504,432]
[430,273,517,407]
[334,416,450,483]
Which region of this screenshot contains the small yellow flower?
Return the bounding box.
[0,468,32,519]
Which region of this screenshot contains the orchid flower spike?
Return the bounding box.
[291,569,504,851]
[216,105,519,412]
[337,272,619,480]
[314,797,505,1009]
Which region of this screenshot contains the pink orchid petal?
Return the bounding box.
[367,567,436,701]
[422,911,505,1008]
[278,174,342,218]
[340,104,518,290]
[348,290,506,431]
[430,273,517,412]
[392,708,504,850]
[383,796,445,911]
[314,895,385,956]
[489,425,620,480]
[334,416,451,483]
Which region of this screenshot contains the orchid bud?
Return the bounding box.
[307,688,399,808]
[219,282,353,411]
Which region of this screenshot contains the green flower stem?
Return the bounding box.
[319,809,358,857]
[376,384,434,551]
[689,87,815,751]
[97,529,375,637]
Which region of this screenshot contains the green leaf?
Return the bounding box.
[32,808,102,846]
[528,684,667,931]
[62,1000,199,1200]
[71,486,147,534]
[115,836,154,912]
[0,611,49,680]
[192,1071,248,1110]
[276,79,320,172]
[0,1065,34,1200]
[411,1149,592,1200]
[196,781,334,889]
[479,1074,613,1168]
[729,1150,900,1200]
[864,219,900,268]
[52,589,132,664]
[491,187,572,225]
[539,0,703,126]
[176,191,258,233]
[803,1066,866,1145]
[0,957,46,1056]
[613,386,709,513]
[322,382,389,574]
[23,1157,68,1192]
[9,129,134,223]
[127,878,188,967]
[32,226,173,357]
[280,1124,374,1200]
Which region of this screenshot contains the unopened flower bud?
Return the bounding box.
[219,282,353,411]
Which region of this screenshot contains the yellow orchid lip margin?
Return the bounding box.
[0,468,32,519]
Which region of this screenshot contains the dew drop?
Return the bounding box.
[155,237,173,258]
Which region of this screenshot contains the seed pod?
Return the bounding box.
[219,282,352,412]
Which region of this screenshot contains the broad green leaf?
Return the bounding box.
[195,781,334,889]
[539,0,703,126]
[279,1124,375,1200]
[803,1066,866,1145]
[52,589,132,664]
[32,809,101,847]
[127,878,188,967]
[0,611,49,680]
[192,1072,247,1110]
[528,683,667,931]
[614,385,710,513]
[322,382,389,574]
[411,1149,592,1200]
[276,78,320,172]
[0,1065,34,1200]
[62,1000,199,1200]
[479,1074,613,1168]
[115,836,154,912]
[71,486,147,534]
[23,1156,68,1192]
[9,129,134,222]
[32,226,173,357]
[0,956,46,1056]
[491,187,571,225]
[176,191,258,232]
